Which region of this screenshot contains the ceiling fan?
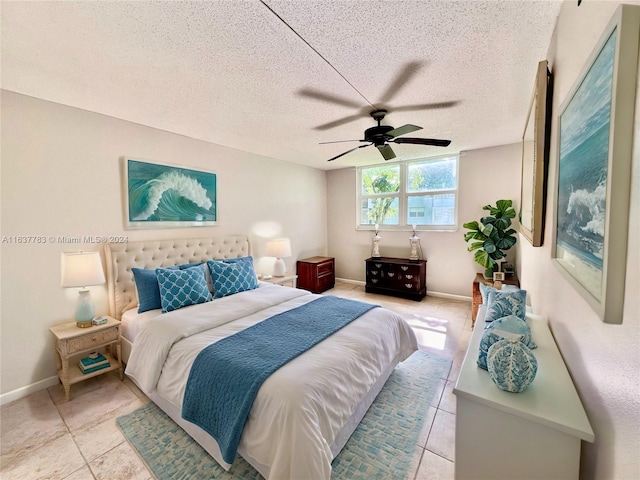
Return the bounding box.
[323,109,451,162]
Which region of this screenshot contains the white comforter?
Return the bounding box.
[125,284,418,479]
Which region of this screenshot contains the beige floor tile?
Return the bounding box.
[71,398,145,462]
[447,348,467,382]
[415,449,455,480]
[0,389,67,465]
[89,442,152,480]
[55,376,139,432]
[0,432,85,480]
[426,409,456,462]
[63,465,96,480]
[430,378,446,408]
[439,380,457,415]
[417,406,437,448]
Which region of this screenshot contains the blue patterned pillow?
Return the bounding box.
[132,266,178,313]
[477,315,536,370]
[485,289,527,322]
[479,283,497,304]
[208,258,258,299]
[156,265,212,313]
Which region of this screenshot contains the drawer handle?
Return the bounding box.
[371,279,378,284]
[401,266,409,271]
[371,270,378,275]
[375,263,382,268]
[388,272,395,277]
[405,283,413,288]
[92,336,97,342]
[406,274,413,279]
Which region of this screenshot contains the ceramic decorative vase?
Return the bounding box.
[487,338,537,393]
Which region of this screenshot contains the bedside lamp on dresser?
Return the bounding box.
[61,251,105,328]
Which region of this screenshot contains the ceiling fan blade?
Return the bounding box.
[391,137,451,147]
[298,88,362,109]
[327,144,370,162]
[319,139,363,144]
[379,61,423,103]
[392,100,460,112]
[387,124,423,138]
[313,113,365,131]
[377,144,396,161]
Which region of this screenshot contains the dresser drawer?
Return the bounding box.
[66,327,119,355]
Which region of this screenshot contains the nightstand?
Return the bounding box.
[49,316,123,400]
[297,256,335,293]
[263,274,298,288]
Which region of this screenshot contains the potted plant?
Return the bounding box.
[463,199,517,278]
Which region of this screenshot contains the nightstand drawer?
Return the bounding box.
[66,327,119,354]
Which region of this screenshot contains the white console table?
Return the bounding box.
[453,307,594,480]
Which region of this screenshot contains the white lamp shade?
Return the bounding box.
[265,238,292,259]
[61,251,106,287]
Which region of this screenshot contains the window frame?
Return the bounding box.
[356,154,459,231]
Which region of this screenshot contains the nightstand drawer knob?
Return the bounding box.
[92,336,97,341]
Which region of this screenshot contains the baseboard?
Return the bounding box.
[335,278,471,302]
[0,375,59,406]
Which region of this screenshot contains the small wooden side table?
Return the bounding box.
[471,272,520,327]
[49,316,123,400]
[263,274,298,288]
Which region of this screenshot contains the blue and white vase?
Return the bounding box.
[487,338,537,393]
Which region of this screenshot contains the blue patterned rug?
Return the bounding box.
[116,350,450,479]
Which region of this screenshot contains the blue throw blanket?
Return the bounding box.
[181,295,378,465]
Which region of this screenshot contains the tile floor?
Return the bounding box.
[0,280,472,480]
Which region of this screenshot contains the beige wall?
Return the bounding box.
[326,142,522,297]
[518,2,640,479]
[0,91,328,396]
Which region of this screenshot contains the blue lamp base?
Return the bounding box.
[75,289,95,328]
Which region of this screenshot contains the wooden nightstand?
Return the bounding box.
[49,316,123,400]
[297,257,335,293]
[263,274,298,288]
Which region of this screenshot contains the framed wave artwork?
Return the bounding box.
[553,5,639,324]
[123,158,217,229]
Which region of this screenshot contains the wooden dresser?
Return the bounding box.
[365,257,427,301]
[296,256,335,293]
[471,272,519,325]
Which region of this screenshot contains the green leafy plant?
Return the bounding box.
[463,199,517,278]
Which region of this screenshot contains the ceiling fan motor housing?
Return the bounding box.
[365,125,395,146]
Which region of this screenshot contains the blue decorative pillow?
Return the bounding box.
[477,315,536,370]
[487,338,537,393]
[208,258,258,299]
[155,265,212,313]
[479,283,497,304]
[485,289,527,322]
[132,266,177,313]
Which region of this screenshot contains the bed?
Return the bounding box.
[105,235,418,479]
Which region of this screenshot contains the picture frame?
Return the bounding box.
[553,5,639,324]
[122,157,217,229]
[520,60,552,247]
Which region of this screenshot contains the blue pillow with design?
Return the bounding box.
[208,258,258,299]
[477,315,536,370]
[485,289,527,322]
[156,265,212,313]
[479,283,497,304]
[132,266,178,313]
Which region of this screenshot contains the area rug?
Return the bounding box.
[116,350,450,480]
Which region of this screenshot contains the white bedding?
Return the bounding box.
[125,283,418,479]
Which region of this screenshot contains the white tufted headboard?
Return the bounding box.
[104,235,250,320]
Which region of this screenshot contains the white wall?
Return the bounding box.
[0,91,328,397]
[326,142,522,297]
[518,2,640,479]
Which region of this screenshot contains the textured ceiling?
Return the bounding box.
[1,0,563,170]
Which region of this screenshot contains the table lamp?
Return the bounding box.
[265,238,291,277]
[61,251,106,327]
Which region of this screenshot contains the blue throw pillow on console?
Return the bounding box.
[208,257,258,299]
[479,283,497,304]
[155,265,212,313]
[485,289,527,322]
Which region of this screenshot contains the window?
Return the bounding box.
[357,155,458,229]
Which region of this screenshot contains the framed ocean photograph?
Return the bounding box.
[553,5,639,324]
[123,158,217,228]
